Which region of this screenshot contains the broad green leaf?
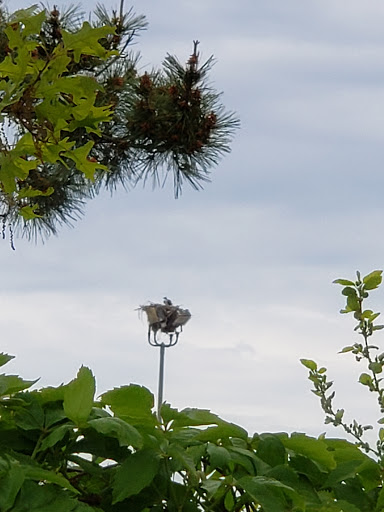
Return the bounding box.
[24,466,79,494]
[333,279,355,286]
[257,434,287,467]
[0,462,25,511]
[300,359,317,371]
[63,366,95,426]
[289,454,327,487]
[356,457,382,491]
[173,407,223,426]
[207,443,231,469]
[11,480,80,512]
[167,443,199,485]
[112,449,160,504]
[88,417,143,448]
[376,485,384,510]
[39,424,73,451]
[224,489,235,511]
[0,353,14,368]
[168,407,248,439]
[14,397,44,430]
[101,384,155,426]
[278,433,336,470]
[237,475,294,512]
[0,374,38,396]
[363,270,382,290]
[201,478,223,496]
[33,384,66,404]
[195,423,248,442]
[228,446,269,475]
[324,459,363,487]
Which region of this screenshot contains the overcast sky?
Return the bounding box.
[2,0,384,443]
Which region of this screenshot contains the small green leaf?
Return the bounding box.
[17,186,54,199]
[359,373,372,386]
[300,359,317,371]
[339,346,354,354]
[224,489,235,511]
[333,279,355,286]
[346,294,359,312]
[19,204,42,220]
[369,362,383,374]
[342,286,357,297]
[363,270,383,290]
[63,366,95,426]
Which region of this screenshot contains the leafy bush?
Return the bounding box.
[0,353,382,511]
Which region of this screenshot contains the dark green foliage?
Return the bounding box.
[0,355,382,511]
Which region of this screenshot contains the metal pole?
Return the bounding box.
[157,343,165,421]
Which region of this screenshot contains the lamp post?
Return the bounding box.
[139,298,191,420]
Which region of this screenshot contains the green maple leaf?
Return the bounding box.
[64,141,108,179]
[19,203,42,220]
[41,138,75,164]
[7,9,45,45]
[18,186,54,199]
[0,134,38,193]
[62,22,117,63]
[0,154,38,193]
[67,102,113,135]
[36,75,102,103]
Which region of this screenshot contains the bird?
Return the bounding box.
[163,297,173,306]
